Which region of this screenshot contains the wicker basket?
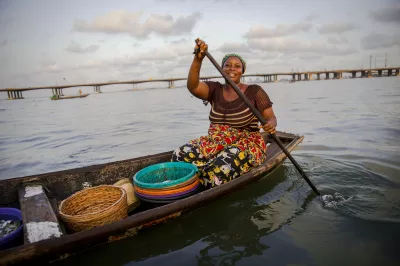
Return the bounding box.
[59,185,128,233]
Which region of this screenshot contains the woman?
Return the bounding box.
[171,39,277,188]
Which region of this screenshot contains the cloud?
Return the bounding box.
[304,11,319,22]
[370,5,400,23]
[38,62,61,73]
[327,36,348,44]
[0,40,7,47]
[361,33,400,49]
[170,38,191,44]
[217,42,251,53]
[73,10,143,34]
[65,42,100,53]
[76,59,105,69]
[318,22,357,34]
[134,50,177,61]
[247,37,356,56]
[72,10,202,38]
[244,22,312,39]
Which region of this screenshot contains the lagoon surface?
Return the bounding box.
[1,77,400,265]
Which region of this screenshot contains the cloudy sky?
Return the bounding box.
[0,0,399,88]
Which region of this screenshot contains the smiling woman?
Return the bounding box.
[171,38,278,188]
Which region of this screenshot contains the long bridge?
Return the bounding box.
[1,67,399,100]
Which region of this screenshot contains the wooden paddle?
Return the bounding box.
[196,41,321,196]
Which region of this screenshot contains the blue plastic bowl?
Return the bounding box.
[0,208,23,250]
[133,162,199,189]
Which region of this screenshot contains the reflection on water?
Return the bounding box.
[1,77,400,265]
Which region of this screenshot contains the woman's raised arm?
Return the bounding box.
[187,39,210,101]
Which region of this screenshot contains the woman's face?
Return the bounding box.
[223,57,243,84]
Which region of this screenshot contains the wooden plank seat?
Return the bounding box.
[18,183,64,244]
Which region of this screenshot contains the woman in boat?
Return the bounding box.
[171,38,277,188]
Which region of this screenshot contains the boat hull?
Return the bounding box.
[0,131,303,265]
[51,94,89,100]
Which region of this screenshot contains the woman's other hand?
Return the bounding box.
[259,120,276,134]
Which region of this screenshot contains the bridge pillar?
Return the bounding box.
[325,73,329,79]
[367,71,372,78]
[352,72,356,78]
[317,73,320,80]
[304,73,308,80]
[378,70,382,77]
[292,74,295,81]
[52,88,63,97]
[8,90,24,100]
[388,69,392,76]
[274,75,277,82]
[298,74,301,81]
[395,69,400,76]
[309,73,313,80]
[168,81,175,88]
[338,72,342,79]
[361,71,366,77]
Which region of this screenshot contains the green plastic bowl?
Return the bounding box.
[132,162,199,189]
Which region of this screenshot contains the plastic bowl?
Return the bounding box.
[0,207,23,250]
[133,162,199,189]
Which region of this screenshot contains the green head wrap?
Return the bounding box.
[221,53,246,73]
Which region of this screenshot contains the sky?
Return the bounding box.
[0,0,399,88]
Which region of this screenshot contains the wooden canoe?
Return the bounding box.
[50,94,89,100]
[0,131,304,265]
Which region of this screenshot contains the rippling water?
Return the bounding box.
[1,77,400,265]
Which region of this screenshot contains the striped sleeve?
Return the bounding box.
[254,86,273,112]
[204,81,221,103]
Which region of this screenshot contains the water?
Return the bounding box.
[1,77,400,265]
